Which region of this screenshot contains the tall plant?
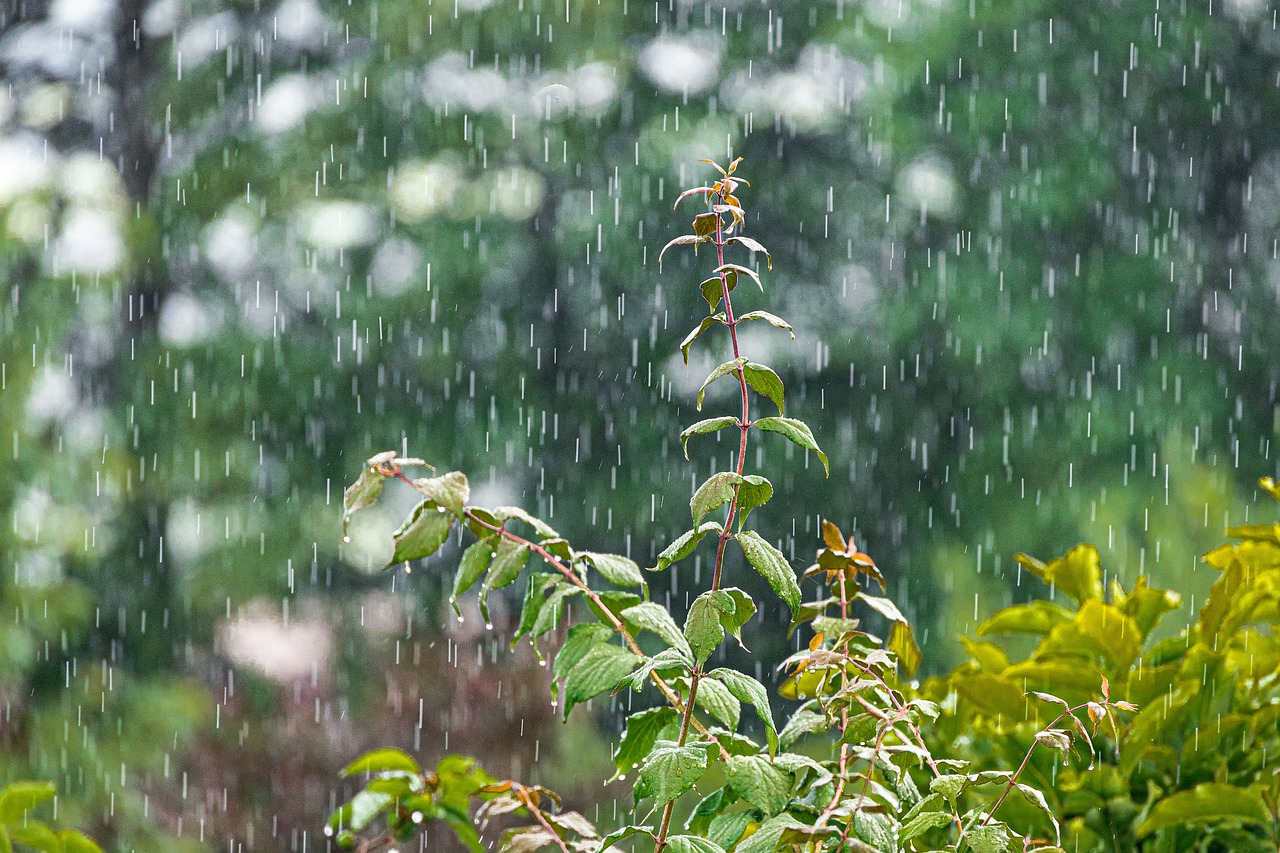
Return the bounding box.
[331,161,1120,853]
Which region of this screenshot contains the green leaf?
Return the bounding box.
[340,747,421,777]
[412,471,469,516]
[976,600,1075,637]
[695,675,741,729]
[388,501,454,566]
[552,623,614,681]
[666,837,727,853]
[494,506,559,538]
[635,743,708,805]
[697,357,748,411]
[659,234,708,266]
[735,476,772,527]
[753,417,828,475]
[899,805,953,843]
[596,825,654,851]
[0,782,55,823]
[563,643,640,719]
[720,588,756,645]
[701,272,737,313]
[1072,599,1143,669]
[725,755,792,817]
[614,707,678,777]
[329,790,394,832]
[0,827,11,853]
[1016,544,1103,604]
[451,537,496,614]
[889,621,922,678]
[479,537,529,622]
[736,310,793,337]
[528,584,582,657]
[734,814,804,853]
[680,417,738,459]
[624,647,694,690]
[715,263,762,291]
[692,472,740,526]
[342,451,396,536]
[965,822,1016,853]
[59,831,106,853]
[622,602,692,657]
[693,212,719,237]
[680,315,726,365]
[513,573,560,646]
[742,363,784,415]
[726,236,772,268]
[707,810,755,850]
[9,822,58,852]
[736,530,801,613]
[653,522,722,572]
[708,668,777,755]
[579,551,646,590]
[1136,783,1270,837]
[778,709,826,750]
[685,590,734,663]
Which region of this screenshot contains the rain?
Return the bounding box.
[0,0,1277,850]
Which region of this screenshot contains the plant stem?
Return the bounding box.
[655,180,756,853]
[516,786,573,853]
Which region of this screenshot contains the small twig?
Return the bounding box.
[516,786,573,853]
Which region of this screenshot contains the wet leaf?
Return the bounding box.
[388,501,454,566]
[726,755,792,816]
[752,417,828,475]
[581,552,646,590]
[563,643,640,719]
[697,357,748,411]
[742,363,784,415]
[1136,782,1270,837]
[412,471,470,516]
[726,235,772,268]
[340,747,421,777]
[735,309,792,336]
[736,530,801,613]
[652,522,722,572]
[666,837,727,853]
[695,675,741,729]
[680,314,725,365]
[708,668,777,754]
[635,744,708,805]
[680,416,738,459]
[714,263,762,291]
[1016,544,1103,604]
[451,537,497,613]
[622,602,692,657]
[613,707,678,777]
[659,234,708,266]
[0,782,55,823]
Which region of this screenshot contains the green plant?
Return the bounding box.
[0,781,103,852]
[927,477,1280,851]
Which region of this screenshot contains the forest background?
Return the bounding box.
[0,0,1277,849]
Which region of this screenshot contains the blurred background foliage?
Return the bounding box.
[0,0,1277,848]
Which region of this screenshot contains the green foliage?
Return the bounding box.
[0,781,102,853]
[331,163,1280,853]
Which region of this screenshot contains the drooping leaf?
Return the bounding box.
[513,573,560,646]
[58,831,106,853]
[562,643,640,718]
[736,530,801,613]
[714,263,762,291]
[701,272,737,313]
[680,417,738,459]
[479,538,530,623]
[733,814,805,853]
[342,453,394,536]
[614,707,679,778]
[976,600,1075,637]
[695,675,741,729]
[726,235,772,268]
[659,234,708,266]
[734,476,773,526]
[493,506,559,538]
[709,668,777,754]
[635,744,708,805]
[742,363,784,415]
[1136,782,1270,837]
[452,537,497,614]
[685,590,735,663]
[328,790,394,833]
[725,755,792,816]
[889,621,922,678]
[697,357,749,411]
[653,522,722,572]
[412,471,470,516]
[581,552,646,590]
[8,823,58,852]
[388,500,454,566]
[693,211,720,237]
[720,588,757,645]
[680,314,726,365]
[552,624,614,681]
[596,825,655,851]
[622,602,692,657]
[528,584,582,655]
[736,310,793,336]
[623,647,694,690]
[964,821,1016,853]
[753,417,828,475]
[707,809,755,850]
[692,472,741,526]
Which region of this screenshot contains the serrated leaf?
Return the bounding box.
[695,675,741,729]
[725,755,791,816]
[553,623,614,681]
[697,357,749,411]
[388,501,454,566]
[1136,782,1270,837]
[452,537,496,614]
[581,552,646,590]
[709,668,777,755]
[528,584,582,655]
[653,522,722,572]
[736,310,792,336]
[742,363,784,415]
[622,602,692,657]
[736,530,801,613]
[692,473,740,526]
[0,782,55,823]
[778,709,826,750]
[734,814,805,853]
[563,643,640,719]
[614,707,678,777]
[659,234,708,266]
[680,417,738,459]
[412,471,470,516]
[635,744,708,805]
[340,747,421,777]
[513,573,560,646]
[685,590,734,663]
[707,809,754,850]
[965,822,1015,853]
[726,236,772,268]
[623,647,693,690]
[479,537,530,623]
[680,315,726,365]
[753,417,828,475]
[667,837,727,853]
